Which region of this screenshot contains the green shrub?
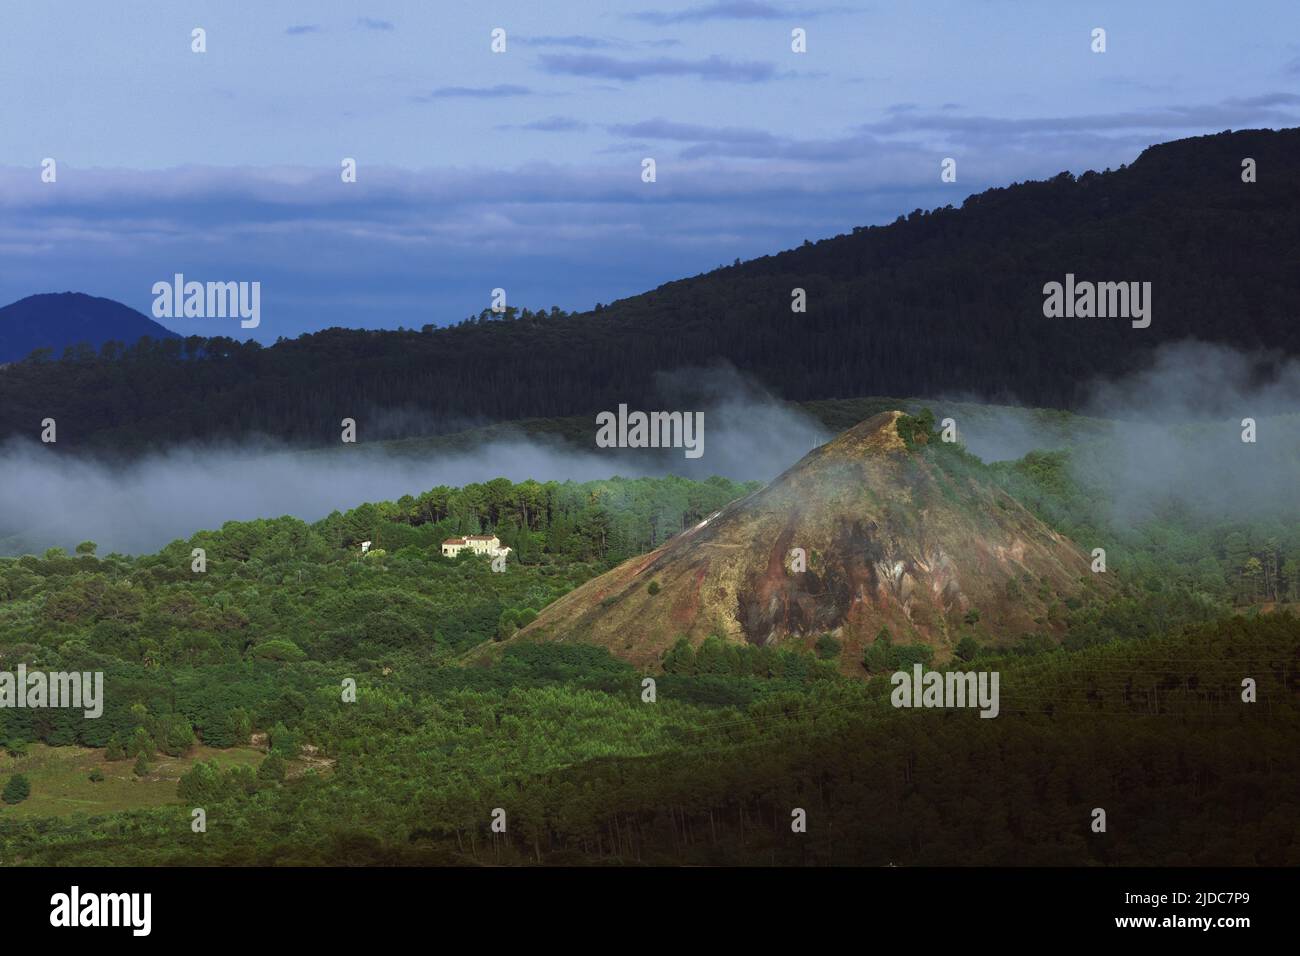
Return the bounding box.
[892,643,934,668]
[178,760,258,804]
[862,628,894,672]
[814,633,842,660]
[156,713,196,757]
[2,774,30,804]
[105,735,126,761]
[257,752,287,785]
[268,722,300,758]
[250,639,306,662]
[862,629,933,671]
[895,409,937,449]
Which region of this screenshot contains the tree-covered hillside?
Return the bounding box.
[0,473,758,674]
[2,128,1297,451]
[0,437,1297,866]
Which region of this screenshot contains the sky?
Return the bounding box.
[1,0,1297,341]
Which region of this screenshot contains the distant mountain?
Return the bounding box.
[507,411,1109,671]
[0,292,178,364]
[0,127,1297,450]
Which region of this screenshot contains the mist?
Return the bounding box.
[1072,341,1300,524]
[4,343,1297,557]
[0,375,828,556]
[932,341,1300,525]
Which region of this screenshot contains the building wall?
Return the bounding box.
[442,536,510,558]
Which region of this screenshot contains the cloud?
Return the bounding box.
[518,35,617,49]
[1073,343,1300,525]
[0,155,954,341]
[605,116,884,163]
[419,84,533,100]
[927,343,1300,527]
[537,53,777,82]
[515,35,683,51]
[859,95,1300,142]
[608,118,782,146]
[511,116,590,132]
[285,25,321,36]
[357,17,395,31]
[2,95,1294,340]
[633,2,830,24]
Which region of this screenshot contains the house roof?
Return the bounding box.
[443,537,467,545]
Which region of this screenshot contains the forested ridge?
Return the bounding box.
[2,127,1297,451]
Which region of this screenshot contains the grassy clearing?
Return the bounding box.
[0,742,265,820]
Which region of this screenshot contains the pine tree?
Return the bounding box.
[257,752,287,785]
[2,774,31,804]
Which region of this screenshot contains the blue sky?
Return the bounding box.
[1,0,1297,341]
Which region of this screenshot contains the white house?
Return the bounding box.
[442,534,511,559]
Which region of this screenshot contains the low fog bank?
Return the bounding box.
[934,341,1300,524]
[0,374,828,556]
[918,401,1110,463]
[1075,341,1300,523]
[3,344,1296,557]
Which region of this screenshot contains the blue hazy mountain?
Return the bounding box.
[0,292,179,364]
